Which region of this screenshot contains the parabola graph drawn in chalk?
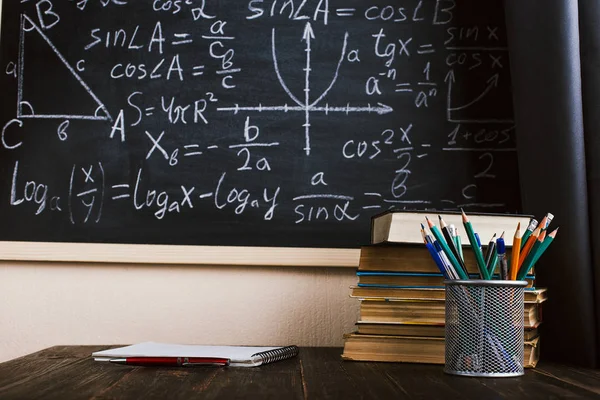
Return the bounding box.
[217,22,393,156]
[16,14,112,122]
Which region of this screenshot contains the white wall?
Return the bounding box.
[0,262,359,362]
[0,1,360,362]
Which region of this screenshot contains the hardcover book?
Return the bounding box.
[371,211,531,245]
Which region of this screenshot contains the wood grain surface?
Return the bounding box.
[0,346,598,399]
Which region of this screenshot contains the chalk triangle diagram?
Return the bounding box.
[17,14,112,121]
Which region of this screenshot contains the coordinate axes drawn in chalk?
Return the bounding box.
[445,69,513,124]
[16,14,112,122]
[217,22,393,156]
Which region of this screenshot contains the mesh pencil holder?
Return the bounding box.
[444,280,528,378]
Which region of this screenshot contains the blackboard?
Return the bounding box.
[0,0,520,249]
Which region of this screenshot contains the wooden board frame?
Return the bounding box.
[0,242,360,267]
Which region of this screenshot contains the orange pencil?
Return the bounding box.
[509,223,522,280]
[518,226,540,267]
[537,216,548,232]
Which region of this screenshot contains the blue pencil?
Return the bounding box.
[426,242,450,279]
[434,240,459,279]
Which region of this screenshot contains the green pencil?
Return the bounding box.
[454,234,463,262]
[449,224,464,262]
[537,215,549,234]
[517,231,546,280]
[520,218,538,249]
[461,210,490,280]
[519,228,558,279]
[531,228,557,265]
[426,217,469,280]
[544,213,555,230]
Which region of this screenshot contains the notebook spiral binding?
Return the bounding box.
[253,346,299,365]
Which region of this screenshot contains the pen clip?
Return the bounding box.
[182,359,230,367]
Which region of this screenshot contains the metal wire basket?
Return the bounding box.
[444,280,528,377]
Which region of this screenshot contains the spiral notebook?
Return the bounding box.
[92,342,299,367]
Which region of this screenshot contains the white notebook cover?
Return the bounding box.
[92,342,298,367]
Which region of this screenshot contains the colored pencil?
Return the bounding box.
[439,216,467,276]
[518,227,541,267]
[434,240,459,279]
[509,223,522,280]
[529,228,558,267]
[426,217,468,279]
[541,213,553,232]
[420,224,430,243]
[483,234,496,273]
[517,231,547,280]
[450,225,464,263]
[461,210,490,280]
[450,225,464,261]
[545,213,554,228]
[537,216,548,233]
[422,224,452,279]
[521,219,538,249]
[426,242,449,278]
[420,213,556,283]
[455,235,463,262]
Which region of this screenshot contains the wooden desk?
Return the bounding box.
[1,346,599,399]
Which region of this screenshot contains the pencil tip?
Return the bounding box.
[500,231,505,238]
[421,223,425,229]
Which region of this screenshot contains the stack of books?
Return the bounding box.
[342,211,546,367]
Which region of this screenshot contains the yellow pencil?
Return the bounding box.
[509,223,521,280]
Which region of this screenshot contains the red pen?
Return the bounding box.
[108,357,230,367]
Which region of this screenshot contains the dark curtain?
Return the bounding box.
[505,0,599,367]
